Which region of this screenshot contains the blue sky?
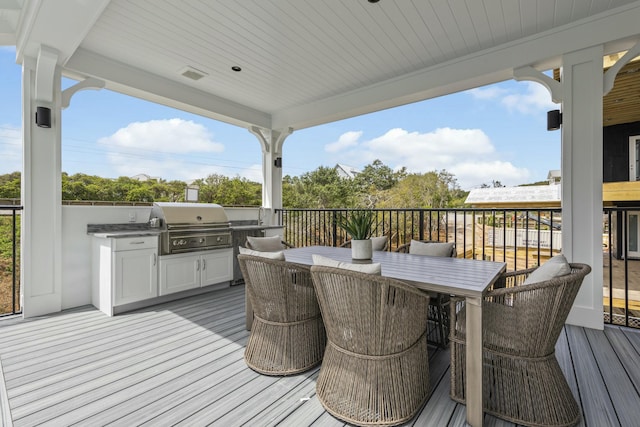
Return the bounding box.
[0,46,560,190]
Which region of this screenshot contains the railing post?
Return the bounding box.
[12,208,18,314]
[331,210,338,247]
[418,210,424,241]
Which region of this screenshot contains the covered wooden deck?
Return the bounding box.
[0,285,639,427]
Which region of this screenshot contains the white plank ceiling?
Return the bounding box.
[5,0,640,129]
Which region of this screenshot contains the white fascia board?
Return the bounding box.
[273,3,640,130]
[64,48,271,129]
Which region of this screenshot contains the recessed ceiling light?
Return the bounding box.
[231,66,242,72]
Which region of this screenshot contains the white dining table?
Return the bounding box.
[277,245,507,427]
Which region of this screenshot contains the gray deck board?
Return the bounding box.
[585,327,640,427]
[0,358,12,427]
[0,285,637,427]
[566,325,621,427]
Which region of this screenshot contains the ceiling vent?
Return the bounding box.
[180,66,208,81]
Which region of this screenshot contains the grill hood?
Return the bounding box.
[150,202,229,226]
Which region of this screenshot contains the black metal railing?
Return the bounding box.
[276,207,639,329]
[0,205,22,317]
[602,207,640,328]
[277,208,562,271]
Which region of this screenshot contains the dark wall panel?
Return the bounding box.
[604,121,640,182]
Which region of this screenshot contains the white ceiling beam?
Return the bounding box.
[65,48,271,129]
[273,3,640,130]
[15,0,110,64]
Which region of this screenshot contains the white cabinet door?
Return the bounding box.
[114,248,158,306]
[159,253,199,295]
[200,248,233,286]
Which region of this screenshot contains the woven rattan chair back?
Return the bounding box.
[394,239,456,255]
[310,265,431,426]
[450,262,592,427]
[238,254,326,375]
[394,240,455,348]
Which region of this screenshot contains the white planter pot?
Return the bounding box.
[351,239,373,260]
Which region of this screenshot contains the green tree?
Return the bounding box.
[354,159,406,192]
[379,170,464,208]
[194,174,261,206]
[0,172,20,199]
[352,159,406,207]
[283,166,356,208]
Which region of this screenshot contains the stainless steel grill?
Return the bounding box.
[149,202,232,255]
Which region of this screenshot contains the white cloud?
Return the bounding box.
[329,127,529,189]
[450,161,530,188]
[501,82,557,114]
[468,86,507,100]
[0,125,21,174]
[240,164,264,183]
[470,81,558,115]
[97,118,229,180]
[325,130,362,153]
[98,118,224,153]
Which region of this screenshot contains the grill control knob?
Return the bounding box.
[199,238,205,244]
[216,236,222,242]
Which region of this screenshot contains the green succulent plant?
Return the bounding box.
[336,210,375,240]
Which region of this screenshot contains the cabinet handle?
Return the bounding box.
[196,259,200,271]
[130,241,145,245]
[202,259,206,270]
[153,253,157,266]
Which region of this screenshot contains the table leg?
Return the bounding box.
[465,296,484,426]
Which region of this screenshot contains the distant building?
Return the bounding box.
[335,164,360,179]
[130,173,160,182]
[547,170,561,184]
[465,171,561,208]
[466,184,561,208]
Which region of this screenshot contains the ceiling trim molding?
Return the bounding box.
[64,48,271,129]
[273,4,640,130]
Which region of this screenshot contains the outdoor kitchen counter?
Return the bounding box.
[229,225,283,231]
[90,230,162,238]
[87,223,162,238]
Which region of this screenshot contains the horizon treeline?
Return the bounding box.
[0,160,473,209]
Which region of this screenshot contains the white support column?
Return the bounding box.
[248,127,292,225]
[561,46,604,330]
[21,47,63,317]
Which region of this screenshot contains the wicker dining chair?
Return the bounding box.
[395,240,455,348]
[238,254,326,375]
[449,262,591,427]
[310,265,431,426]
[244,235,295,251]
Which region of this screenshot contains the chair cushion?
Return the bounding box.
[239,246,285,260]
[371,236,388,251]
[522,254,571,285]
[246,235,285,252]
[312,254,382,275]
[409,240,454,257]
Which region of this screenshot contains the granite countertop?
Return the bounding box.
[87,223,162,238]
[230,224,284,231]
